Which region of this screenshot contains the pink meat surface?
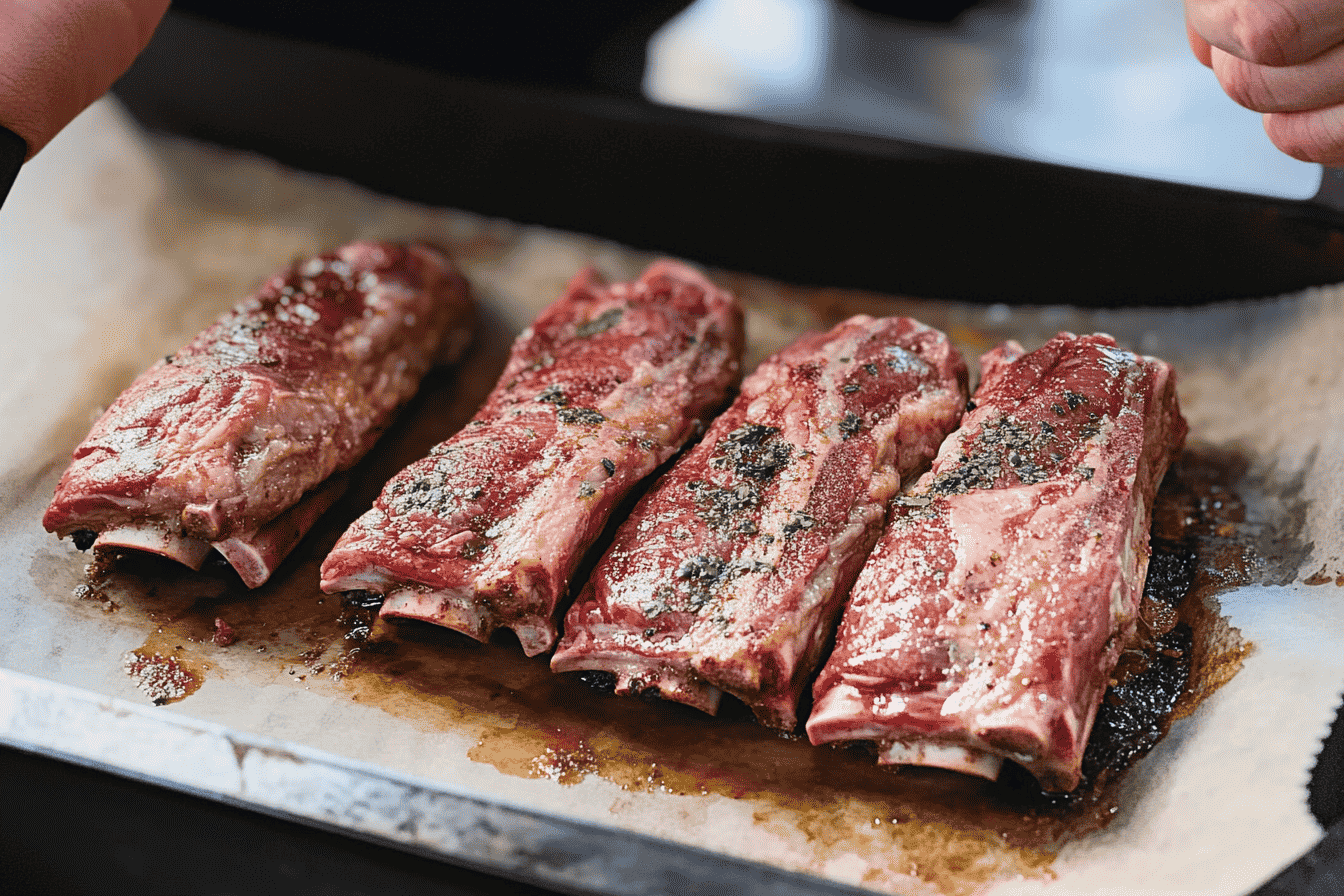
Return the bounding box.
[806,333,1187,792]
[43,241,472,587]
[551,316,969,731]
[320,261,745,656]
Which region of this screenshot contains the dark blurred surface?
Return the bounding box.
[1309,698,1344,831]
[1251,823,1344,896]
[1246,697,1344,895]
[0,744,567,896]
[169,0,695,96]
[841,0,983,22]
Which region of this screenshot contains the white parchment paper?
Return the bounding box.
[1,98,1342,896]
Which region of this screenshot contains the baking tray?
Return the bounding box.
[2,10,1344,896]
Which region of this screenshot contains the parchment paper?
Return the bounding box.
[2,97,1342,896]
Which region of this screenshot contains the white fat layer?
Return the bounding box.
[213,538,273,590]
[215,478,348,588]
[552,643,725,716]
[95,524,211,570]
[380,587,494,643]
[380,585,558,657]
[877,740,1004,780]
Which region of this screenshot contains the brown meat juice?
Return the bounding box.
[77,340,1266,893]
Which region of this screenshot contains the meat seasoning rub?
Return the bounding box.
[807,333,1188,792]
[552,315,968,731]
[321,261,744,656]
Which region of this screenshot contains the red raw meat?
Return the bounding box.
[43,241,472,588]
[320,260,745,656]
[551,315,968,730]
[806,333,1187,792]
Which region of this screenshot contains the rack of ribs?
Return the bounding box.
[320,260,745,656]
[551,315,969,731]
[43,241,472,588]
[806,333,1187,792]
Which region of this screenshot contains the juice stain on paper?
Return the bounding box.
[56,329,1283,896]
[63,443,1275,896]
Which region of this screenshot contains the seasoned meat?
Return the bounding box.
[806,333,1187,792]
[320,260,745,656]
[43,241,473,588]
[551,316,969,731]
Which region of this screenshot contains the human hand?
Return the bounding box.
[1185,0,1344,165]
[0,0,169,159]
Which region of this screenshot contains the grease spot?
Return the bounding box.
[122,646,201,705]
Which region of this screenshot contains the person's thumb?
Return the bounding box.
[0,0,169,158]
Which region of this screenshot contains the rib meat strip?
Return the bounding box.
[551,316,969,731]
[806,333,1187,792]
[320,261,745,656]
[43,241,472,588]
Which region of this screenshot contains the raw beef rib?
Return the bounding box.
[806,333,1187,792]
[551,315,968,731]
[43,241,473,588]
[320,260,744,656]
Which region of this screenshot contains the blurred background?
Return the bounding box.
[160,0,1324,201]
[125,0,1341,303]
[643,0,1320,198]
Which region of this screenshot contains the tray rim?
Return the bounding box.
[0,665,875,896]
